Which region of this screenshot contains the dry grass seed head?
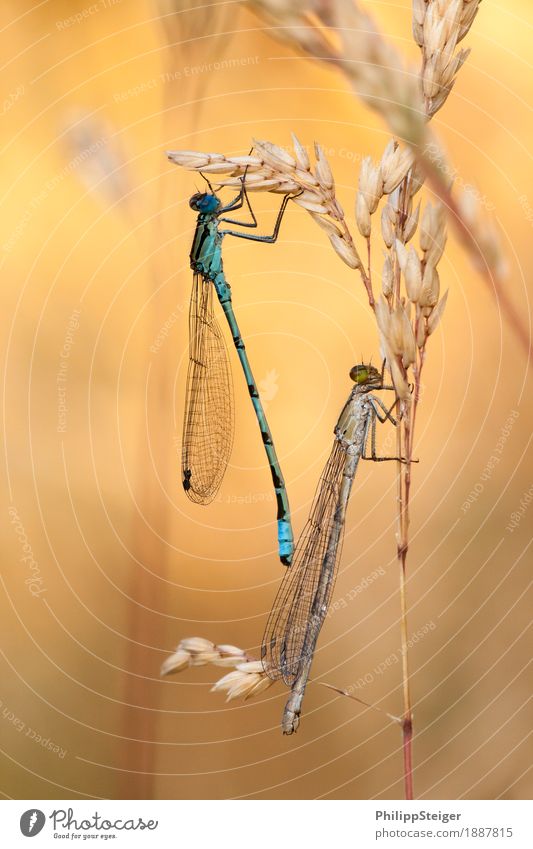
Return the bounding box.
[416,0,481,116]
[160,637,273,701]
[161,638,248,674]
[168,136,362,270]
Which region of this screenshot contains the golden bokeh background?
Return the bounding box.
[1,0,531,800]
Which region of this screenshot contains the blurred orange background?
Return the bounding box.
[1,0,531,800]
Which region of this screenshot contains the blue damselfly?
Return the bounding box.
[172,161,299,565]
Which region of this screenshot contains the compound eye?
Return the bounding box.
[189,193,203,210]
[349,364,368,385]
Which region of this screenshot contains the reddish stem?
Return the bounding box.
[402,712,414,800]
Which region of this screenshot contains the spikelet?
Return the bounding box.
[382,253,394,298]
[415,0,481,117]
[404,247,423,303]
[381,202,396,248]
[211,661,274,702]
[428,289,449,334]
[161,638,247,674]
[160,638,274,701]
[375,298,411,398]
[381,141,414,195]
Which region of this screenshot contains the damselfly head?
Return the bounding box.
[349,363,382,388]
[189,192,220,213]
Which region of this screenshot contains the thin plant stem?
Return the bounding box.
[364,236,376,308]
[357,167,416,798]
[399,539,414,799]
[397,322,428,800]
[396,396,414,800]
[393,169,418,800]
[352,249,374,307]
[320,682,402,725]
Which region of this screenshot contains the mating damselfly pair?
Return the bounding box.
[171,160,409,731]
